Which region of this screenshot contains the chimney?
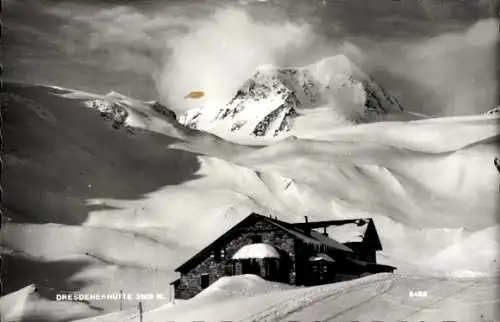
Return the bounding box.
[322,227,328,237]
[304,216,310,235]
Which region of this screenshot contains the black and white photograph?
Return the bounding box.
[0,0,499,321]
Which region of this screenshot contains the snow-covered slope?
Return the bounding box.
[82,111,500,278]
[178,55,406,144]
[0,284,99,322]
[79,273,498,322]
[0,82,198,315]
[53,88,187,139]
[485,105,500,116]
[2,81,499,322]
[192,274,294,300]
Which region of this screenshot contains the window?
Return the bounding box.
[251,235,262,243]
[224,263,234,276]
[213,247,225,262]
[235,262,242,275]
[262,261,269,277]
[201,274,209,289]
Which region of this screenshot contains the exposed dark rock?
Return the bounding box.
[485,106,500,116]
[148,101,177,120]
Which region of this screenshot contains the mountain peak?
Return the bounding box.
[178,55,404,145]
[485,106,500,117]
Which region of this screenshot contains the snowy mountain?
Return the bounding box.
[485,105,500,116]
[0,284,99,322]
[52,89,190,139]
[2,81,499,322]
[178,55,404,144]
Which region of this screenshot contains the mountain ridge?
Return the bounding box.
[178,55,406,145]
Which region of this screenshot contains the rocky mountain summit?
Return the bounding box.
[485,105,500,116]
[178,55,404,144]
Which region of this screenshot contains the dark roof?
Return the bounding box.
[345,258,396,273]
[293,218,372,228]
[174,213,356,273]
[292,218,382,250]
[261,216,353,253]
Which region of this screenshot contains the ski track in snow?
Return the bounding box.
[238,273,397,322]
[316,279,398,322]
[279,275,499,322]
[396,282,480,322]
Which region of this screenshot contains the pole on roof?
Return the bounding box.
[267,207,272,218]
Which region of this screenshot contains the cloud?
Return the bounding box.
[56,3,497,116]
[155,7,317,112]
[368,18,498,116]
[55,4,195,76]
[56,4,341,112]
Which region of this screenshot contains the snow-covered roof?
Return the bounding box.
[313,219,369,244]
[309,253,335,262]
[232,243,280,260]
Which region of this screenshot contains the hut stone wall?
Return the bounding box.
[174,218,296,299]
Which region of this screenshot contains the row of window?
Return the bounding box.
[200,263,241,289]
[211,248,226,261]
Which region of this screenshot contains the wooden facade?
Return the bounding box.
[171,213,395,299]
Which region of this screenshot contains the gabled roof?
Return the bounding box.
[262,216,353,253]
[174,213,354,273]
[292,218,382,250]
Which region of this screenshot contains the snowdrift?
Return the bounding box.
[0,284,98,322]
[107,273,498,322]
[192,274,294,300]
[1,223,183,313]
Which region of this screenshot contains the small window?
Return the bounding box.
[235,262,242,275]
[224,263,233,276]
[213,248,225,262]
[201,274,209,289]
[251,235,262,243]
[262,261,269,277]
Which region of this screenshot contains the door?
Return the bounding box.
[308,261,329,285]
[200,274,209,289]
[241,259,261,275]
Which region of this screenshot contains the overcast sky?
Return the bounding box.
[3,0,498,115]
